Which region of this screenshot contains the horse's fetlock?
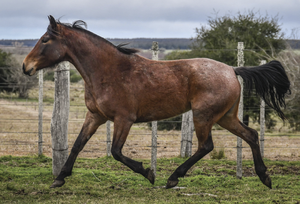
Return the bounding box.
[255,166,267,176]
[111,149,121,161]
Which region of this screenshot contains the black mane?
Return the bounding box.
[116,43,140,55]
[47,18,139,55]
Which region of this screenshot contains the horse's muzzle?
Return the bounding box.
[22,63,33,76]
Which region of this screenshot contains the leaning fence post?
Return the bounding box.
[260,60,266,158]
[106,121,111,157]
[236,42,244,179]
[51,61,70,176]
[38,69,43,156]
[151,41,159,175]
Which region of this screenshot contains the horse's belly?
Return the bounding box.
[135,96,191,122]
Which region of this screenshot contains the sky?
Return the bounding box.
[0,0,299,40]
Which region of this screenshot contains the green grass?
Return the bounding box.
[0,155,300,203]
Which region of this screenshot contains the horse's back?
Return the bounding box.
[162,57,239,99]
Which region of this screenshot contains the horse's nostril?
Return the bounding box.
[28,68,34,75]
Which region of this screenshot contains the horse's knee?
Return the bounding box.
[240,122,259,146]
[205,140,214,153]
[202,134,214,153]
[249,129,260,147]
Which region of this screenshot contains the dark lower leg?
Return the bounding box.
[50,112,106,188]
[50,129,92,188]
[252,148,271,188]
[166,132,214,188]
[111,147,155,184]
[219,117,271,189]
[111,118,155,184]
[238,122,271,188]
[54,130,86,180]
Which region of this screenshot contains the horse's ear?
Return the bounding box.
[48,15,57,31]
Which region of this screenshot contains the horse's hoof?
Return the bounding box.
[145,168,155,184]
[166,179,178,189]
[50,179,65,188]
[263,175,272,189]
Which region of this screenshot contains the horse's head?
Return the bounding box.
[23,15,67,76]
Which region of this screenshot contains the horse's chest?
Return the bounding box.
[84,85,119,119]
[84,92,98,113]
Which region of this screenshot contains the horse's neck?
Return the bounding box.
[66,36,119,87]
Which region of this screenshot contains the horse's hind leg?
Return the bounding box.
[50,111,106,188]
[166,118,214,189]
[217,112,272,189]
[111,117,155,184]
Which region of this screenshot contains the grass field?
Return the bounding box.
[0,155,299,203]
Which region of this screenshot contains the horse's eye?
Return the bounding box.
[42,37,49,43]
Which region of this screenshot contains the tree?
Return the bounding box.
[190,10,286,65]
[0,49,14,93]
[271,47,300,131]
[0,49,37,98]
[165,10,286,128]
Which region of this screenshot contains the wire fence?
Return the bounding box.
[1,68,300,161]
[1,41,300,163]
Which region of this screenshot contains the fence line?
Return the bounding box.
[0,45,300,170]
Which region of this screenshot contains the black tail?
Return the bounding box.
[234,60,291,120]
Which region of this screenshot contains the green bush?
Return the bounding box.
[43,70,54,81]
[70,69,82,83]
[210,149,226,160]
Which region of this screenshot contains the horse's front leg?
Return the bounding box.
[111,117,155,185]
[50,111,107,188]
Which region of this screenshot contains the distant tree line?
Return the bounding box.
[0,38,193,49]
[1,38,299,50]
[0,39,38,47]
[107,38,193,50]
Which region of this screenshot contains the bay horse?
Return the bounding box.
[23,15,290,189]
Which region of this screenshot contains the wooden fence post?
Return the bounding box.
[51,61,70,176]
[180,113,188,157]
[186,111,194,157]
[151,41,159,175]
[236,42,244,179]
[260,60,266,157]
[38,69,43,156]
[181,111,193,157]
[106,121,111,157]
